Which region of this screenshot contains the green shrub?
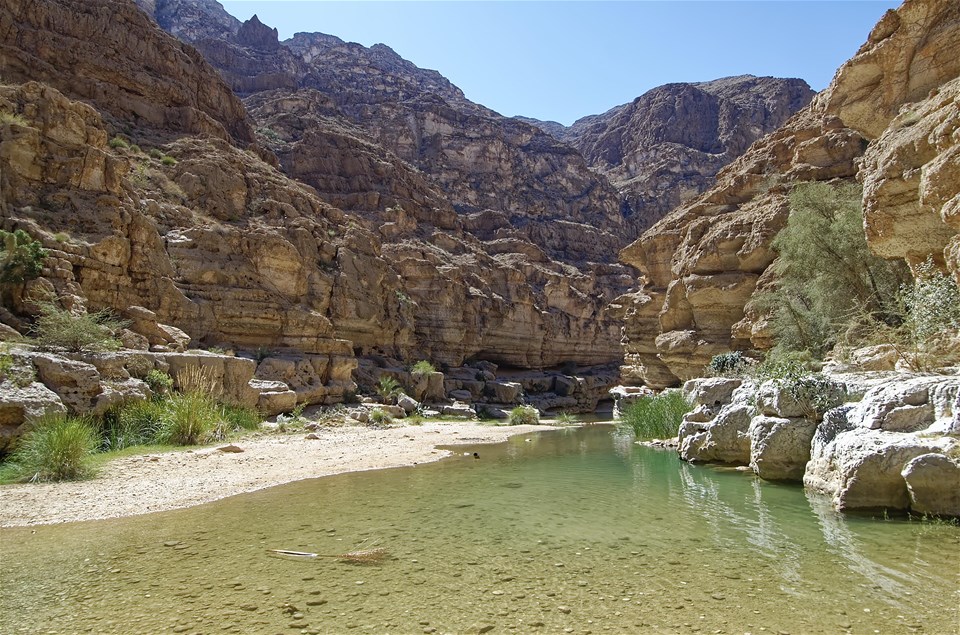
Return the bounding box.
[618,391,691,440]
[148,148,164,159]
[143,369,173,397]
[410,360,436,375]
[222,404,261,432]
[555,411,578,424]
[508,405,539,426]
[0,229,47,286]
[753,182,909,359]
[750,353,842,419]
[100,400,166,451]
[2,414,98,482]
[0,111,27,126]
[708,351,748,377]
[32,302,126,352]
[154,392,221,446]
[369,408,393,427]
[892,258,960,370]
[376,376,402,403]
[108,136,129,150]
[0,347,11,379]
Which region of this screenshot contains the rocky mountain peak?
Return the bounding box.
[235,14,280,51]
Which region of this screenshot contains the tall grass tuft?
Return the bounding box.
[221,404,261,432]
[508,405,539,426]
[155,392,222,445]
[618,391,691,440]
[174,365,222,399]
[2,414,98,482]
[100,399,166,451]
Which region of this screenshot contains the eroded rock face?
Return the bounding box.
[0,0,254,144]
[139,5,629,264]
[556,76,814,233]
[617,0,960,386]
[861,76,960,274]
[675,370,960,515]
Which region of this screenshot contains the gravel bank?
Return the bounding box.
[0,421,554,527]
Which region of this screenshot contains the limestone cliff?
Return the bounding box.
[137,4,629,264]
[0,0,630,376]
[616,0,960,388]
[1,0,254,145]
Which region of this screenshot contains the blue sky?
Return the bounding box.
[221,1,901,125]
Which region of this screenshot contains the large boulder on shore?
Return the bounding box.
[678,404,752,464]
[804,428,956,512]
[748,415,818,481]
[902,453,960,517]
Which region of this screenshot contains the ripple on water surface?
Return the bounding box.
[2,426,958,634]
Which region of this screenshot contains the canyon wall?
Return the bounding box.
[616,0,960,388]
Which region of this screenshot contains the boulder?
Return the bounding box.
[161,352,258,408]
[30,352,103,413]
[849,344,899,371]
[250,379,296,416]
[440,403,477,419]
[847,376,951,432]
[0,380,67,452]
[902,453,960,517]
[804,429,952,511]
[748,415,818,481]
[92,378,151,415]
[397,393,420,414]
[682,377,742,407]
[484,381,523,404]
[448,389,472,402]
[678,404,752,465]
[411,371,445,403]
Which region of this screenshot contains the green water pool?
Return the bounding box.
[1,426,958,634]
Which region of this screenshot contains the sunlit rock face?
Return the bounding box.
[617,0,960,387]
[530,75,815,234]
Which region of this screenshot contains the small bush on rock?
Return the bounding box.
[508,405,539,426]
[410,360,436,375]
[32,302,126,353]
[0,229,46,286]
[144,369,173,397]
[369,408,393,427]
[2,414,98,482]
[708,351,749,377]
[619,391,691,440]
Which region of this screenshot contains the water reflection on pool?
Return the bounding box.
[2,426,957,634]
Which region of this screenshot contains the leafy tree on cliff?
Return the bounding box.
[0,229,46,286]
[0,229,47,308]
[753,182,909,358]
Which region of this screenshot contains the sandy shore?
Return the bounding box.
[0,421,556,527]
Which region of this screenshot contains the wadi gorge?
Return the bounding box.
[1,0,959,517]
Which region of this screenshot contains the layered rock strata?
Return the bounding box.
[617,0,960,388]
[0,0,254,145]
